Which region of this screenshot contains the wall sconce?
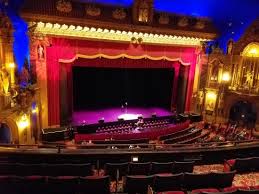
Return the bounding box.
[17,114,30,131]
[8,63,15,69]
[31,106,38,114]
[222,71,231,82]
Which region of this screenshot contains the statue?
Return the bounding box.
[227,39,234,55]
[0,67,10,95]
[138,1,149,22]
[245,71,253,88]
[37,44,45,60]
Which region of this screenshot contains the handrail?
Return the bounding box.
[0,139,258,153]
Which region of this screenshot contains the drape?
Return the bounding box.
[46,37,197,126]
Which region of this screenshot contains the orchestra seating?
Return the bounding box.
[75,121,190,143]
[0,158,258,194]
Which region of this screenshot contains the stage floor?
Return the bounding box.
[72,107,172,125]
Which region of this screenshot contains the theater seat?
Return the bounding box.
[104,162,128,180]
[151,162,174,175]
[125,175,154,194]
[191,188,219,193]
[210,171,236,188]
[157,192,185,194]
[153,173,183,193]
[224,159,236,172]
[79,176,110,194]
[23,176,47,194]
[184,173,213,191]
[0,176,22,194]
[128,162,151,175]
[48,176,79,194]
[201,191,237,194]
[172,161,194,173]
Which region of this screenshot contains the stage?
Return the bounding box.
[72,107,172,125]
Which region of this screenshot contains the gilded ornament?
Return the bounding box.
[112,8,126,20]
[86,5,101,17]
[195,19,206,29]
[56,0,72,13]
[178,17,189,27]
[159,13,169,25]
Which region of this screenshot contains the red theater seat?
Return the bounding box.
[157,192,185,194]
[191,188,219,193]
[79,176,110,194]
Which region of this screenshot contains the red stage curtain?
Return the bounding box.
[46,38,197,126]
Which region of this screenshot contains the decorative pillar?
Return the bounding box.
[0,15,15,109]
[29,34,49,129]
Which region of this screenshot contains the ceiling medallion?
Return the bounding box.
[56,0,72,13]
[86,5,101,17]
[159,13,170,25]
[112,8,127,20]
[178,17,189,27]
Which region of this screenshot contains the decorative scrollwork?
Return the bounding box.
[195,19,206,29]
[159,13,169,25]
[112,8,126,20]
[56,0,72,13]
[86,5,101,17]
[178,17,189,27]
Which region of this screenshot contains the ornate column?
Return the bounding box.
[0,15,15,110]
[29,33,49,130]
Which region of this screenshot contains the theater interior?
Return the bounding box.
[0,0,259,193]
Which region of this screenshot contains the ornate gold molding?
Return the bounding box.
[21,13,217,40]
[59,53,191,66]
[31,21,211,46]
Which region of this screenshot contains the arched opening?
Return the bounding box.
[242,42,259,57]
[0,123,11,143]
[229,101,257,128]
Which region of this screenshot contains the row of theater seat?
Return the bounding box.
[158,126,194,141]
[0,175,110,194]
[95,119,170,133]
[163,128,202,144]
[0,161,194,176]
[0,171,242,194]
[75,121,190,142]
[224,157,259,173]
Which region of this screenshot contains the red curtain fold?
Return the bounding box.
[46,37,197,126]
